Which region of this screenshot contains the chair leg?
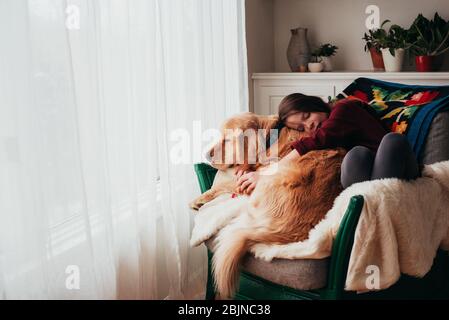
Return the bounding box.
[205,249,216,300]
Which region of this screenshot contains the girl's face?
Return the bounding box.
[284,111,329,134]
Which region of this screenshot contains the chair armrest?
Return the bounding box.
[194,163,218,193]
[194,163,365,299]
[324,195,364,299]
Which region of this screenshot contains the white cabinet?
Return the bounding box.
[253,72,449,115]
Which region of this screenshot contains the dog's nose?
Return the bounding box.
[205,150,213,162]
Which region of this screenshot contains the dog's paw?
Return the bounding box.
[189,199,204,211]
[251,244,277,261]
[189,193,215,210]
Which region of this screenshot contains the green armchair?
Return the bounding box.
[192,79,449,299]
[193,161,449,300]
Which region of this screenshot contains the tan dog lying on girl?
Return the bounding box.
[189,111,345,298]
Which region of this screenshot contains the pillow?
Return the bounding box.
[422,111,449,165]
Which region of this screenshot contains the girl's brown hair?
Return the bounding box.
[278,93,331,123]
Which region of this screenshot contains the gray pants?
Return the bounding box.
[341,133,420,189]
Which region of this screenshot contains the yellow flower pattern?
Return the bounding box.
[381,108,403,120]
[394,121,408,134]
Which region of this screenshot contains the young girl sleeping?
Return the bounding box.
[236,93,420,193]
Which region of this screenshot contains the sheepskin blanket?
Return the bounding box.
[190,160,449,292]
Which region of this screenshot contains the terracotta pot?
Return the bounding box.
[415,56,434,72]
[369,47,385,71]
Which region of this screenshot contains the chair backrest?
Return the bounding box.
[421,110,449,165]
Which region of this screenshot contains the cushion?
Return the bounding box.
[422,111,449,165]
[240,254,328,291]
[205,237,328,291]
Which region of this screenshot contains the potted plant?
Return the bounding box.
[308,49,324,72]
[362,19,389,71]
[408,13,449,72]
[313,43,338,71]
[377,22,411,72]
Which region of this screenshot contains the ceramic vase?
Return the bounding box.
[287,27,310,72]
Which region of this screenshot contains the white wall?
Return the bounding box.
[246,0,275,111]
[273,0,449,72]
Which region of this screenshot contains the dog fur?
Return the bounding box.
[212,148,345,298]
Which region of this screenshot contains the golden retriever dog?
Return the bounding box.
[189,112,303,209]
[212,148,345,298]
[189,112,346,298]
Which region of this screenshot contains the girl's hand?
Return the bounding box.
[237,171,260,195]
[234,164,253,178]
[235,168,248,179]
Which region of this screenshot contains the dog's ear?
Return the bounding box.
[258,115,280,132]
[254,116,281,163]
[234,128,259,170]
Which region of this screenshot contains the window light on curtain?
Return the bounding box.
[0,0,248,299]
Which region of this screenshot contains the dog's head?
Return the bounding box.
[206,112,279,170]
[274,126,309,159]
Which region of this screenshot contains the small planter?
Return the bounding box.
[415,55,434,72]
[320,56,333,71]
[308,62,324,72]
[369,47,385,71]
[381,48,404,72]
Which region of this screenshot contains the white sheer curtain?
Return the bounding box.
[0,0,248,299]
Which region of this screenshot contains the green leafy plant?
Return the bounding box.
[363,19,390,51]
[376,22,413,56]
[310,43,338,63]
[310,49,323,63]
[363,20,412,56]
[314,43,338,57]
[408,13,449,56]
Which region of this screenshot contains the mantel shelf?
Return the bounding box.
[252,72,449,115]
[252,72,449,81]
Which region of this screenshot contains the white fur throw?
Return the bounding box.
[190,161,449,292]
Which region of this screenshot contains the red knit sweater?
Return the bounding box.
[291,99,388,155]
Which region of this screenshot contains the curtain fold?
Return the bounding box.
[0,0,248,299]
